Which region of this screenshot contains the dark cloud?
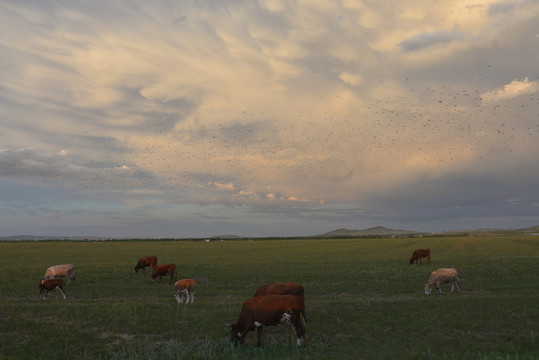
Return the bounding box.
[398,28,465,52]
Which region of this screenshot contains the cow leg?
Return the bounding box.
[190,289,195,303]
[57,286,67,299]
[291,314,305,346]
[183,290,188,303]
[436,281,442,293]
[456,278,461,292]
[256,326,264,347]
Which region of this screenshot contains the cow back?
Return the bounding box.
[254,282,304,297]
[241,295,305,324]
[44,264,74,278]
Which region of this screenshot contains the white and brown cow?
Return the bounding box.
[174,279,196,304]
[425,268,461,295]
[38,278,66,300]
[43,264,75,284]
[151,264,177,283]
[229,295,306,347]
[134,256,157,273]
[254,282,306,324]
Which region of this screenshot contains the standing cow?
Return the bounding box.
[38,278,66,300]
[43,264,75,284]
[151,264,177,283]
[174,279,196,304]
[134,256,157,273]
[410,248,431,265]
[229,295,306,347]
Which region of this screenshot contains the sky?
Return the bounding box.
[0,0,538,238]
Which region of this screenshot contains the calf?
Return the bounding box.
[410,248,431,265]
[425,268,461,295]
[38,278,66,300]
[134,256,157,273]
[151,264,177,283]
[43,264,75,284]
[174,279,196,304]
[229,295,306,347]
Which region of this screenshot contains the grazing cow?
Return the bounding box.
[425,268,461,295]
[254,282,306,323]
[151,264,177,283]
[229,295,306,347]
[43,264,75,284]
[134,256,157,273]
[410,248,431,265]
[38,278,66,300]
[174,279,196,304]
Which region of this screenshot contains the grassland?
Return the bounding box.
[1,235,538,359]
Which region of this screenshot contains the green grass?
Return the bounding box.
[1,235,538,359]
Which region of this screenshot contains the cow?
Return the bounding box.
[38,278,66,300]
[134,256,157,273]
[254,282,306,323]
[254,282,304,297]
[425,268,461,295]
[410,248,431,265]
[43,264,75,284]
[228,295,306,347]
[151,264,177,283]
[174,279,196,304]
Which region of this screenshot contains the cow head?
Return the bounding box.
[424,284,432,295]
[228,324,244,344]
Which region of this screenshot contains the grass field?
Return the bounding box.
[1,235,538,359]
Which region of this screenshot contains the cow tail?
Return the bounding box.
[301,297,306,324]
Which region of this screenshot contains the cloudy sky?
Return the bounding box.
[1,0,538,238]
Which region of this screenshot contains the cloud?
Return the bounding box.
[398,27,467,52]
[0,1,538,237]
[481,77,538,103]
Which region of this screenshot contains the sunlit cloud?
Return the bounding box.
[481,77,538,103]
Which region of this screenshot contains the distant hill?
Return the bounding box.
[0,235,104,241]
[317,226,423,237]
[210,234,244,239]
[520,225,539,233]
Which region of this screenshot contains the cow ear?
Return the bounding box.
[225,323,232,328]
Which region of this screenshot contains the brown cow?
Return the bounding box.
[38,278,66,300]
[43,264,75,284]
[151,264,177,283]
[229,295,306,347]
[134,256,157,273]
[410,248,431,265]
[254,282,306,323]
[174,279,196,304]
